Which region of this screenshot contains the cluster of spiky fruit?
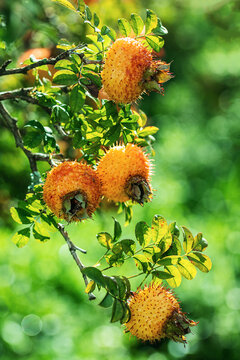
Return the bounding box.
[101,37,173,104]
[125,285,197,343]
[43,144,151,221]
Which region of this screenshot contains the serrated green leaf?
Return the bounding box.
[152,270,174,280]
[187,252,212,273]
[113,217,122,242]
[82,267,105,287]
[111,299,125,323]
[165,265,182,288]
[10,207,33,225]
[177,258,197,280]
[85,280,96,294]
[120,239,136,256]
[99,292,113,308]
[138,126,159,137]
[135,221,152,246]
[151,215,168,243]
[130,13,144,36]
[118,18,132,37]
[145,35,164,52]
[182,226,194,253]
[96,232,113,249]
[145,9,158,34]
[12,227,31,248]
[53,70,78,85]
[70,85,86,113]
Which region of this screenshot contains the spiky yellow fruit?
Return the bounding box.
[101,37,173,104]
[96,144,152,204]
[125,285,197,343]
[43,161,101,222]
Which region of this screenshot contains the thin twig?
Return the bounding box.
[0,46,102,77]
[58,223,96,301]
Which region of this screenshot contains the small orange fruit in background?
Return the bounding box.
[18,47,56,83]
[125,285,197,343]
[43,161,101,222]
[96,144,152,204]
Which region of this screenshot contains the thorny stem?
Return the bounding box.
[58,223,96,301]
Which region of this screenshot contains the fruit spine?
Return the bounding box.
[124,285,197,343]
[96,144,152,204]
[101,37,173,104]
[43,161,101,222]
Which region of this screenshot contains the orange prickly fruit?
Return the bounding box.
[96,144,152,204]
[43,161,101,222]
[101,37,173,104]
[125,285,197,343]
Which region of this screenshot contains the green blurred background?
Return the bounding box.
[0,0,240,359]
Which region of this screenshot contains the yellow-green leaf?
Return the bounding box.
[187,252,212,273]
[177,258,197,280]
[12,227,30,248]
[151,215,168,243]
[164,265,182,288]
[51,0,76,12]
[85,280,96,294]
[182,226,194,253]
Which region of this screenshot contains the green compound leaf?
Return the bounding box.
[187,252,212,273]
[10,207,33,224]
[177,258,197,280]
[82,267,106,287]
[12,227,31,248]
[96,232,113,249]
[145,9,158,34]
[120,239,136,256]
[111,299,125,323]
[130,13,144,36]
[145,35,164,52]
[118,18,132,37]
[113,217,122,242]
[135,221,152,246]
[70,85,86,113]
[99,292,113,308]
[164,265,182,288]
[138,126,159,137]
[182,226,195,253]
[53,70,78,85]
[151,215,168,243]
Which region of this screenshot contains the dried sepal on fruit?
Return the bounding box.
[96,144,152,204]
[43,161,101,222]
[124,284,197,343]
[101,37,173,104]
